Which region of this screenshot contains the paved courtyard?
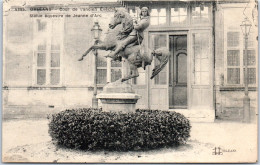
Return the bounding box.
[2,118,258,163]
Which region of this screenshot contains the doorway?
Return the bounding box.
[169,35,187,109]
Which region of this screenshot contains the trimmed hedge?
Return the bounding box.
[48,108,191,151]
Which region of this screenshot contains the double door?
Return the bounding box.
[148,30,213,110]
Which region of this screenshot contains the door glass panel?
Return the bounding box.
[177,53,187,83]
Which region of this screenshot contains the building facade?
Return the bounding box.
[3,0,258,122]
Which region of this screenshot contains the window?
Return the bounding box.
[111,60,122,82]
[150,8,167,26]
[129,7,139,20]
[97,55,107,84]
[96,54,122,85]
[224,8,257,86]
[128,3,213,27]
[34,18,63,86]
[191,3,211,24]
[226,31,256,85]
[171,5,188,25]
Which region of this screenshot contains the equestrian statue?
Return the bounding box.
[78,7,170,82]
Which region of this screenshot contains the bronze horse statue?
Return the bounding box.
[78,8,169,81]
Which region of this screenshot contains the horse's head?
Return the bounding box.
[152,47,170,62]
[109,9,126,29]
[109,8,133,33]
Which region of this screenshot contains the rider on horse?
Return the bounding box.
[106,7,150,60]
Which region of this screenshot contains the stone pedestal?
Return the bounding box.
[97,80,141,113]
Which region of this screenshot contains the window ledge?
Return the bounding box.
[219,86,257,91]
[87,85,104,91]
[27,86,66,90]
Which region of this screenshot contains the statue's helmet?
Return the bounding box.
[140,7,150,16]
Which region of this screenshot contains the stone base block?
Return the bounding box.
[97,93,141,113]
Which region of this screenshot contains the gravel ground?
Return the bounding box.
[2,119,258,163]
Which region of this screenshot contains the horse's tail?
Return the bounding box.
[150,48,170,79]
[82,48,92,57]
[150,55,169,79]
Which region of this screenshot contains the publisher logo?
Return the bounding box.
[212,147,223,155]
[212,147,236,155]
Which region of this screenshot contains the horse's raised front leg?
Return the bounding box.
[78,41,107,61]
[121,64,139,82]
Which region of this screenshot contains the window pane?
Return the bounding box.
[133,70,146,85]
[151,34,167,50]
[227,50,240,66]
[227,68,240,84]
[159,17,166,25]
[155,71,166,84]
[51,44,60,50]
[248,33,256,47]
[151,9,158,16]
[97,69,107,84]
[37,53,46,67]
[129,8,138,18]
[38,42,46,50]
[51,53,60,67]
[97,56,107,67]
[111,60,121,67]
[150,34,167,85]
[37,20,46,32]
[111,69,122,82]
[150,8,166,26]
[195,58,200,71]
[194,72,201,84]
[50,69,60,85]
[150,17,158,25]
[171,7,187,24]
[193,33,209,59]
[248,68,256,84]
[179,16,187,23]
[200,72,209,85]
[177,54,187,83]
[243,68,256,84]
[37,69,46,85]
[158,8,166,16]
[171,7,179,16]
[227,32,239,47]
[193,32,210,85]
[191,4,210,23]
[243,50,256,66]
[154,58,167,85]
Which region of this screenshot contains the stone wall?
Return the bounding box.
[214,4,258,121]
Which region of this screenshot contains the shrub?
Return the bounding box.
[48,108,191,151]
